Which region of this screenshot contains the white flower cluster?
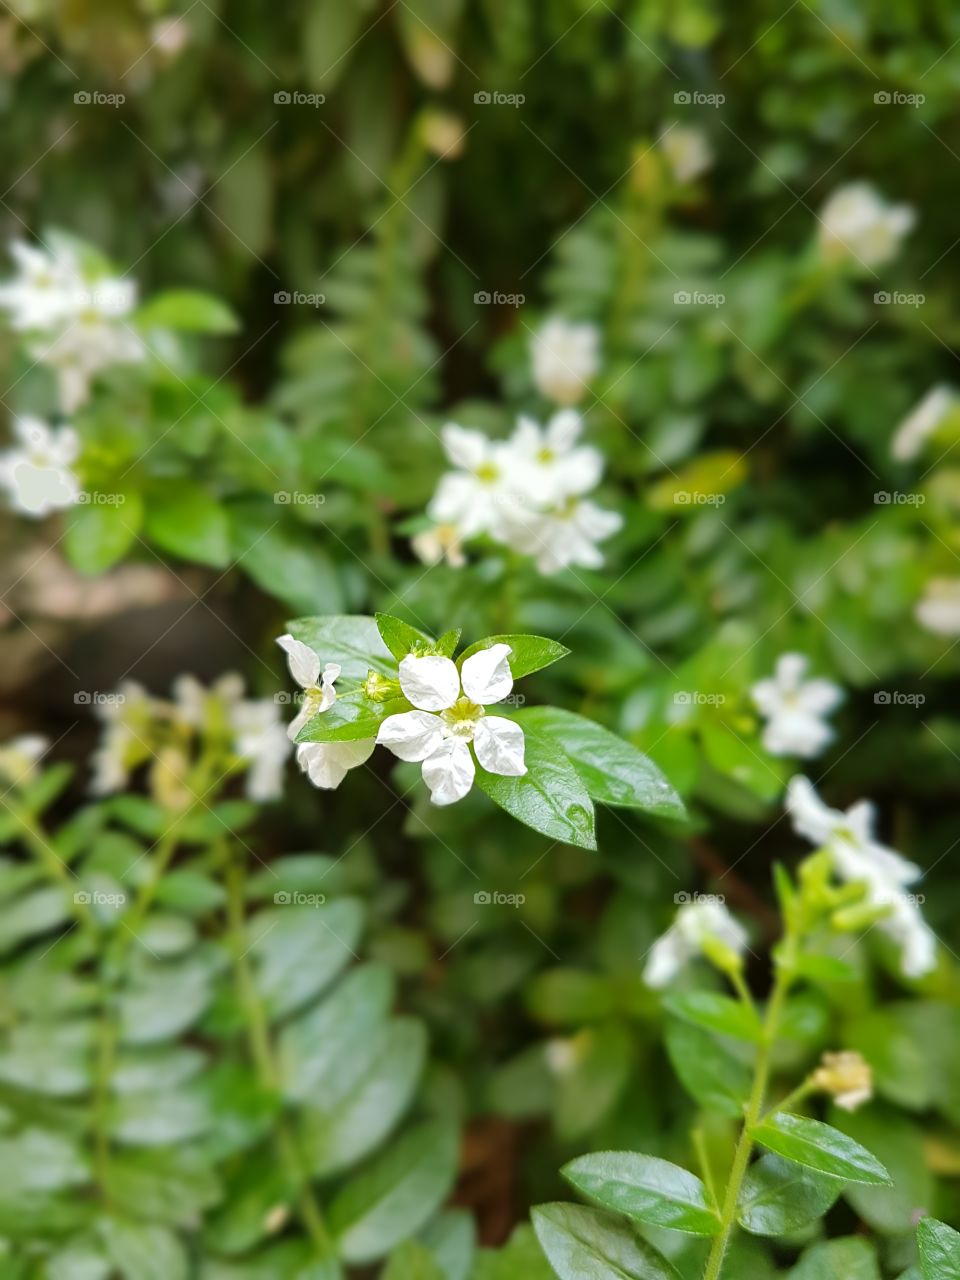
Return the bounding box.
[278,634,527,806]
[818,183,914,270]
[0,238,144,413]
[643,898,748,989]
[417,411,622,575]
[0,416,80,517]
[751,653,844,759]
[90,674,290,803]
[787,776,937,979]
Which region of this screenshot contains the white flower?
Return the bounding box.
[0,240,81,331]
[231,699,291,802]
[531,318,600,406]
[659,124,713,184]
[0,734,49,786]
[411,522,467,569]
[506,410,604,507]
[915,578,960,637]
[427,423,515,539]
[643,900,748,989]
[812,1050,873,1113]
[786,776,936,978]
[892,385,957,462]
[0,416,80,517]
[89,681,153,794]
[172,672,245,727]
[751,653,843,759]
[502,495,623,575]
[276,634,375,791]
[818,183,915,269]
[376,644,526,806]
[151,15,191,57]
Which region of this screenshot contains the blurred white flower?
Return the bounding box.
[412,522,467,568]
[507,410,604,507]
[277,634,375,790]
[231,699,291,802]
[659,124,713,184]
[0,237,145,413]
[503,495,623,575]
[172,672,245,727]
[812,1050,873,1112]
[915,578,960,636]
[818,183,915,269]
[531,318,600,406]
[786,776,936,978]
[0,734,49,786]
[151,15,191,57]
[643,899,748,989]
[751,653,843,758]
[377,645,526,805]
[90,681,153,795]
[892,385,957,462]
[427,423,515,539]
[0,416,80,516]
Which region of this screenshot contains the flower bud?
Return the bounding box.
[812,1050,873,1112]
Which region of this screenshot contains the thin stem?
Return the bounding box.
[693,1128,718,1208]
[2,798,92,926]
[222,842,335,1258]
[701,962,794,1280]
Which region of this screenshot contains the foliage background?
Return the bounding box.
[1,1,960,1277]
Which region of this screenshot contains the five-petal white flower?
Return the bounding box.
[751,653,843,759]
[643,899,748,989]
[376,644,526,806]
[276,634,375,790]
[0,416,80,517]
[786,776,936,978]
[427,423,515,539]
[507,410,604,507]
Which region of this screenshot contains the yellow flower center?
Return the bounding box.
[441,697,484,739]
[475,462,499,484]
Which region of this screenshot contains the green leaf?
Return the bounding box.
[144,483,231,567]
[457,634,570,679]
[786,1237,880,1280]
[376,613,435,660]
[561,1152,721,1236]
[532,1202,682,1279]
[665,1019,752,1117]
[419,1210,475,1280]
[750,1113,892,1186]
[474,728,596,850]
[328,1120,459,1263]
[918,1218,960,1279]
[297,690,408,744]
[738,1154,841,1236]
[304,0,373,91]
[286,615,395,679]
[98,1218,189,1280]
[662,991,763,1044]
[831,1105,936,1234]
[230,505,344,615]
[383,1242,446,1280]
[64,491,143,574]
[134,289,240,334]
[515,708,685,819]
[435,628,462,658]
[250,899,365,1020]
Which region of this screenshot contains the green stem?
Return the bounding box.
[222,844,335,1258]
[702,963,794,1280]
[2,798,91,926]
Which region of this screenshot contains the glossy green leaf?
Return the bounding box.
[665,1019,752,1117]
[134,289,240,333]
[918,1218,960,1279]
[249,899,365,1019]
[475,728,596,850]
[296,691,408,744]
[532,1202,682,1279]
[750,1113,892,1186]
[786,1237,880,1280]
[144,484,231,567]
[662,991,762,1044]
[738,1154,841,1236]
[65,491,143,574]
[561,1151,721,1236]
[376,612,435,660]
[286,614,395,679]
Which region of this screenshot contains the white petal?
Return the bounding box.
[460,643,513,705]
[297,739,375,790]
[376,710,444,762]
[441,422,489,470]
[473,716,526,776]
[785,776,837,847]
[762,712,833,759]
[643,927,688,989]
[774,652,809,691]
[421,739,475,806]
[398,654,460,711]
[795,678,844,717]
[287,701,314,742]
[276,634,321,690]
[546,409,583,452]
